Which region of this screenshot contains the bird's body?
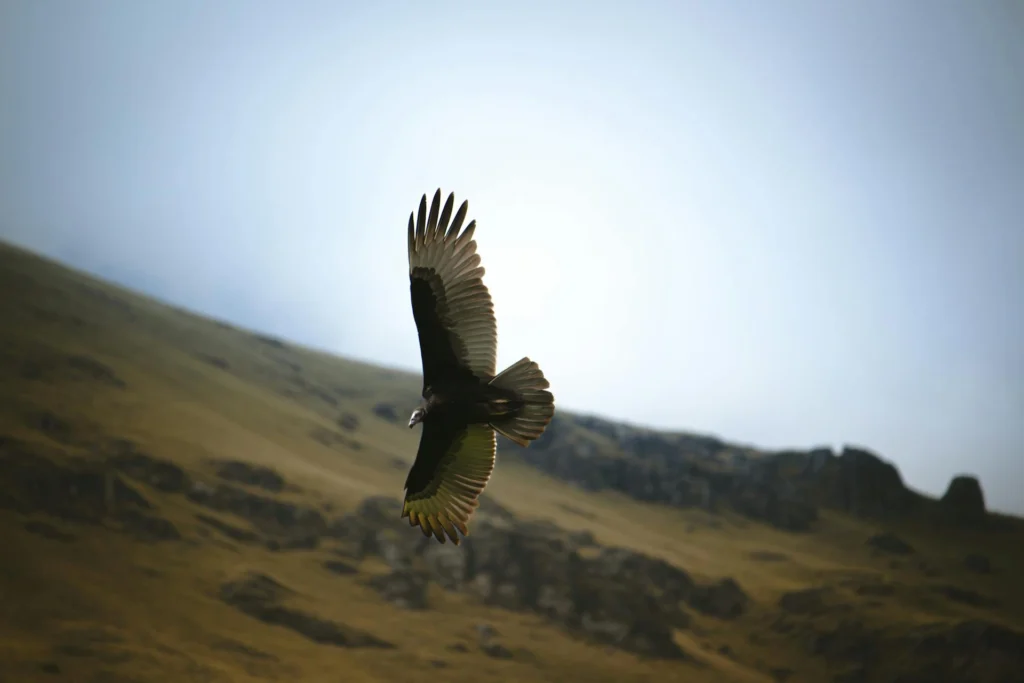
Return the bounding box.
[401,189,555,544]
[420,379,524,425]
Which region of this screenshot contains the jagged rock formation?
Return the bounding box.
[329,496,752,660]
[818,446,921,517]
[507,413,971,533]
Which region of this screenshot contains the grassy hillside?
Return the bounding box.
[1,240,1021,683]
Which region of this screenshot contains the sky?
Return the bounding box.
[1,1,1022,514]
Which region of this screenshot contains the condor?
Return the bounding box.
[401,189,555,544]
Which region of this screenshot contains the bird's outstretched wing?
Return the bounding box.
[408,189,497,388]
[402,421,497,544]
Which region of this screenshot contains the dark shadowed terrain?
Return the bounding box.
[1,240,1022,683]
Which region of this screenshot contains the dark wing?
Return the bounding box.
[408,189,497,389]
[402,421,497,544]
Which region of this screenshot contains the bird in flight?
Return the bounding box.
[401,189,555,544]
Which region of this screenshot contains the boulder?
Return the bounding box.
[213,460,285,493]
[938,475,987,526]
[779,588,830,615]
[689,577,749,619]
[372,402,400,423]
[475,623,514,658]
[866,532,914,555]
[336,412,360,431]
[805,619,879,664]
[323,560,357,576]
[107,440,190,493]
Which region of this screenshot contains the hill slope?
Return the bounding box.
[1,240,1022,683]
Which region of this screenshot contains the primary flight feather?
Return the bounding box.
[402,189,555,544]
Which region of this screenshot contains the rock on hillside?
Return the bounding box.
[322,495,1024,682]
[508,414,972,533]
[0,436,731,662]
[0,436,181,543]
[219,572,394,649]
[938,475,987,526]
[819,446,921,518]
[328,495,754,660]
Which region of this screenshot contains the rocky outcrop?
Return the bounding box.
[689,577,749,619]
[323,559,357,576]
[770,588,1024,683]
[214,460,285,493]
[774,614,1024,683]
[510,414,818,531]
[336,412,360,431]
[325,495,747,659]
[219,572,394,649]
[186,481,326,551]
[506,412,975,533]
[0,436,180,542]
[820,447,919,518]
[372,402,400,423]
[475,623,515,658]
[104,443,329,551]
[930,584,998,610]
[899,619,1024,683]
[866,532,915,555]
[19,352,126,389]
[938,475,987,526]
[728,458,819,531]
[108,439,190,493]
[779,587,831,615]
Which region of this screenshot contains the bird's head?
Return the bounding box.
[408,407,425,429]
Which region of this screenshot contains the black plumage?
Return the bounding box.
[402,189,555,544]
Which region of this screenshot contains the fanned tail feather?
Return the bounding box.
[488,357,555,447]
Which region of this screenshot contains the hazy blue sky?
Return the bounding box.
[2,1,1022,513]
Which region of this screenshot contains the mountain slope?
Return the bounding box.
[1,240,1021,683]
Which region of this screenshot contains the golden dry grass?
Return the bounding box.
[1,240,1021,683]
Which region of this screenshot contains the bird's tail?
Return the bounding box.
[488,357,555,447]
